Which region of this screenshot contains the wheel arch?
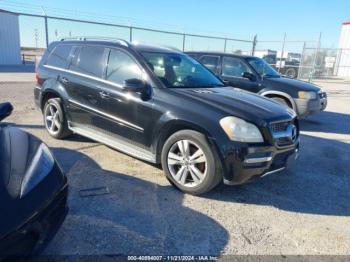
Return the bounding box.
[260,90,297,111]
[152,119,216,164]
[40,89,62,111]
[40,77,70,110]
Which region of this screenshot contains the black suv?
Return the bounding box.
[187,52,327,118]
[34,38,299,194]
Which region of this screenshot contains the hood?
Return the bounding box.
[0,126,62,239]
[169,87,295,125]
[263,76,321,92]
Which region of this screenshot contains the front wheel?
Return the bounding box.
[161,130,222,195]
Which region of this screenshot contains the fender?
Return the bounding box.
[151,116,230,177]
[40,79,70,109]
[259,90,297,111]
[151,116,218,162]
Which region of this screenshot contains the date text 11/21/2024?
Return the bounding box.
[127,255,219,261]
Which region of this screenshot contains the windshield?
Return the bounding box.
[140,51,224,88]
[247,57,280,78]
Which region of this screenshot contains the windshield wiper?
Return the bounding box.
[198,84,224,88]
[169,84,223,88]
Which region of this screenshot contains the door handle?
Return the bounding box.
[99,91,111,99]
[223,80,231,86]
[60,76,69,84]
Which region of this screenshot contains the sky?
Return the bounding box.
[1,0,349,52]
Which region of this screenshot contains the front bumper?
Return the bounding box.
[0,180,68,258]
[294,93,327,118]
[222,139,299,185]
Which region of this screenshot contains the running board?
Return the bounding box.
[68,123,156,163]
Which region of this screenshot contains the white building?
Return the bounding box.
[337,21,350,78]
[0,9,21,65]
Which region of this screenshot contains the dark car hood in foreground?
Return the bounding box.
[263,76,321,92]
[0,126,63,239]
[169,87,295,125]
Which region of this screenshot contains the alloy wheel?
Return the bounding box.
[45,103,62,135]
[167,139,208,187]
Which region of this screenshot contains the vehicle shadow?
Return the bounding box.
[64,134,96,143]
[1,122,45,129]
[203,133,350,217]
[43,147,229,256]
[299,111,350,135]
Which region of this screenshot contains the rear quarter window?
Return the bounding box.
[46,44,72,68]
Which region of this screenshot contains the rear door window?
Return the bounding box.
[187,53,200,60]
[222,56,251,77]
[199,55,220,75]
[46,44,72,68]
[69,45,107,78]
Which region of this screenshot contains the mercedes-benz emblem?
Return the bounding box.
[290,125,297,141]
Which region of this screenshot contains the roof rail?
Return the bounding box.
[60,36,129,47]
[131,41,182,52]
[162,45,182,52]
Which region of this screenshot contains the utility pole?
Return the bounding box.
[182,34,186,51]
[34,29,39,48]
[252,34,257,56]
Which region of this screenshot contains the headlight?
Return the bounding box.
[298,91,316,100]
[220,116,264,143]
[20,143,55,198]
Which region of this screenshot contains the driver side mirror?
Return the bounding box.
[0,102,13,121]
[242,72,257,81]
[123,78,152,100]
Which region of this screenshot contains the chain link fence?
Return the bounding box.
[10,11,350,84]
[252,35,350,83]
[298,48,350,82]
[253,34,321,80]
[17,12,255,60]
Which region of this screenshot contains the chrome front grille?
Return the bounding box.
[319,92,327,99]
[270,121,291,133]
[270,120,298,147]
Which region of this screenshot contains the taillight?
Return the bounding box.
[35,72,41,86]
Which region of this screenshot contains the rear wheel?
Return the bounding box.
[161,130,222,195]
[43,98,71,139]
[285,68,297,79]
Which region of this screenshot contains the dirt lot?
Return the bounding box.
[0,80,349,256]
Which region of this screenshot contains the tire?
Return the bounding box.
[43,98,71,139]
[161,130,222,195]
[271,97,292,109]
[285,68,297,79]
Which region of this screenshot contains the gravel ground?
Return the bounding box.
[0,80,349,256]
